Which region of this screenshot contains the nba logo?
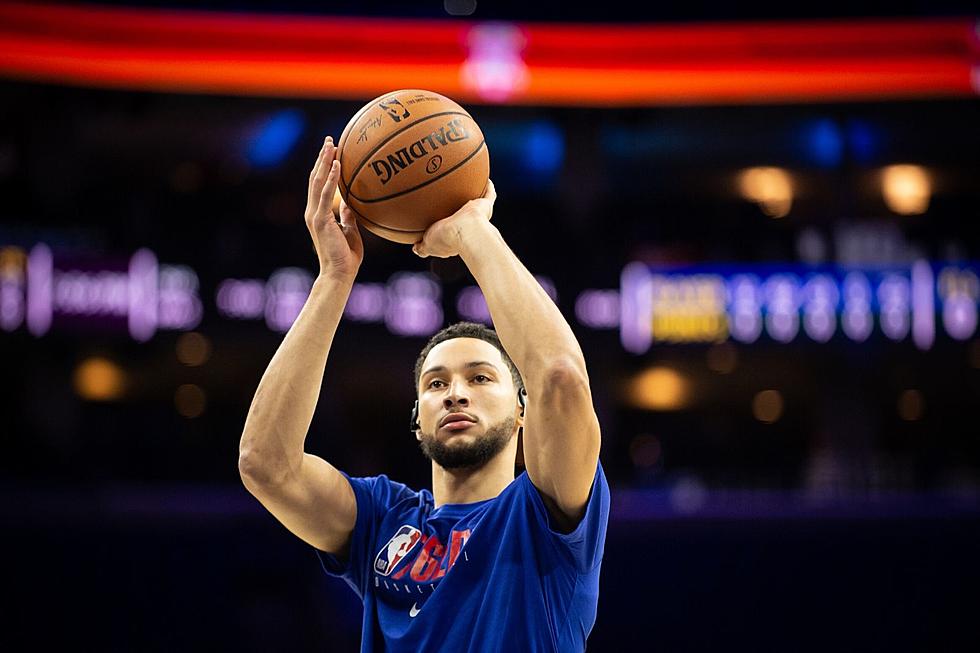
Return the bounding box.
[374,525,422,576]
[378,97,410,123]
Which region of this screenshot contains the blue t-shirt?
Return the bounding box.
[316,461,610,653]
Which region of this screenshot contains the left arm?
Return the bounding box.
[413,183,600,532]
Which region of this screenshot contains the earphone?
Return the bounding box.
[411,387,526,432]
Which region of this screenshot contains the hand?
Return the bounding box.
[305,136,363,281]
[412,181,496,259]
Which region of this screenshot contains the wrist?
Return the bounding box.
[458,219,500,260]
[314,270,358,290]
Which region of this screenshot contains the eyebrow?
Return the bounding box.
[421,361,500,379]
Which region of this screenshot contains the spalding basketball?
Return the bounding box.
[336,89,489,244]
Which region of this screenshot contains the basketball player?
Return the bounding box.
[238,136,608,652]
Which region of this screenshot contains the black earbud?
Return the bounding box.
[409,389,527,433]
[410,400,420,432]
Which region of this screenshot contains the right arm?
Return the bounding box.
[238,136,364,557]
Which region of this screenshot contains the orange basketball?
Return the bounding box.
[336,89,490,244]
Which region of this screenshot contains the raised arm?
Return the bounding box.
[413,182,601,532]
[238,136,364,555]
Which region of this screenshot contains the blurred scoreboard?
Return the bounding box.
[2,243,977,351]
[621,261,979,353]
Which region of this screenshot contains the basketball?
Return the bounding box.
[336,89,490,244]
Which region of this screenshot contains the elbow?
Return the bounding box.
[238,444,290,490]
[536,357,590,396]
[530,358,595,422]
[237,448,260,485]
[237,448,265,490]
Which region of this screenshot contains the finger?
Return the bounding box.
[483,179,496,221]
[338,198,356,229]
[310,136,329,181]
[484,179,496,202]
[309,137,336,208]
[309,136,329,178]
[308,136,331,188]
[315,159,341,225]
[307,137,333,210]
[306,141,327,213]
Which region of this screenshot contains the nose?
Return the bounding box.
[443,379,469,409]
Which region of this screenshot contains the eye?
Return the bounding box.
[427,379,445,389]
[472,374,491,383]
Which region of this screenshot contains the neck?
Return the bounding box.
[430,440,518,507]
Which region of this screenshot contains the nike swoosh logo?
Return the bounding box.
[409,603,421,618]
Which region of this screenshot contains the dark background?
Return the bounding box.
[2,1,979,651]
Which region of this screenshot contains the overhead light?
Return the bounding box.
[752,389,783,423]
[882,164,930,215]
[175,384,207,418]
[737,167,793,218]
[74,357,126,401]
[176,332,212,367]
[627,366,691,411]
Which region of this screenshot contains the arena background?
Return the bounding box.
[1,1,978,650]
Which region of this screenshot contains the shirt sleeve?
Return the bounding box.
[313,472,413,599]
[520,460,611,574]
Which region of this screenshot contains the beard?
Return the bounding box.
[418,415,516,470]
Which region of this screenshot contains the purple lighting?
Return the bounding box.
[575,290,620,329]
[216,279,265,319]
[841,272,872,343]
[911,260,935,351]
[157,265,202,331]
[456,286,491,325]
[938,265,979,341]
[878,274,911,341]
[535,275,558,302]
[763,274,800,343]
[729,274,763,344]
[128,249,159,342]
[620,262,652,354]
[943,296,978,340]
[0,255,25,332]
[385,272,442,336]
[344,282,387,322]
[56,270,128,317]
[265,268,312,333]
[26,243,52,337]
[802,274,839,343]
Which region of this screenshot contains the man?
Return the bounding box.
[238,136,609,652]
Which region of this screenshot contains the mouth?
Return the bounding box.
[439,413,477,431]
[442,421,475,432]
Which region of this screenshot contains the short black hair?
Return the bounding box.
[414,322,523,396]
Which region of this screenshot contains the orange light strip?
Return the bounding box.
[0,2,976,105]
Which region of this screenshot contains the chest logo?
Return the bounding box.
[374,525,422,576]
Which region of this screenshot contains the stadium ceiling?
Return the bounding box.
[1,2,977,105]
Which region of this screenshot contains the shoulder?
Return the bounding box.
[347,473,424,513]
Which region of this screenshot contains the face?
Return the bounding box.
[416,337,522,470]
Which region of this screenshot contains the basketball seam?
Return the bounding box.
[346,110,474,194]
[350,140,486,204]
[347,202,425,235]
